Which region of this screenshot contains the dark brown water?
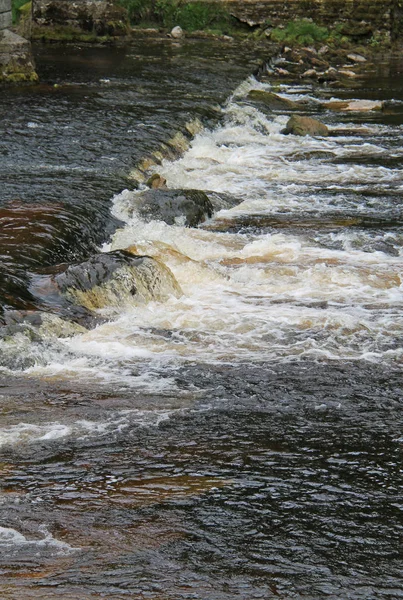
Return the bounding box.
[0,41,402,599]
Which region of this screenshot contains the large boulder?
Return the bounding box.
[247,90,299,111]
[129,189,215,228]
[54,250,182,311]
[282,115,329,137]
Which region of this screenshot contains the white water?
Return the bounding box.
[0,409,179,448]
[2,78,402,386]
[0,525,77,554]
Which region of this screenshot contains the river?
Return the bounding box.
[0,38,402,599]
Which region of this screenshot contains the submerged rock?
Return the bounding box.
[130,188,215,228]
[282,115,329,137]
[54,250,182,311]
[247,90,298,111]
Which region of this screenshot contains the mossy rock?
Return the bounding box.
[247,90,299,111]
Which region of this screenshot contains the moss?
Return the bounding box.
[32,24,114,43]
[0,54,38,84]
[0,70,39,83]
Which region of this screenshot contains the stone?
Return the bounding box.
[1,310,88,340]
[0,29,38,83]
[338,69,358,78]
[282,115,329,137]
[310,57,329,69]
[146,174,167,189]
[31,0,128,37]
[127,188,215,228]
[347,52,367,63]
[0,10,12,30]
[326,99,383,112]
[275,67,291,76]
[302,68,317,78]
[170,25,184,39]
[320,67,338,81]
[247,90,298,111]
[54,250,182,311]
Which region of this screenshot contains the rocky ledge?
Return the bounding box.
[261,44,373,84]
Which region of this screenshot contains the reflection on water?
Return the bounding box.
[0,42,402,598]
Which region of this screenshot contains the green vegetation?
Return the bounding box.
[270,19,329,46]
[31,25,115,43]
[118,0,235,33]
[12,0,29,24]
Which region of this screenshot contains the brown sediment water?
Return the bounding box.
[0,41,402,599]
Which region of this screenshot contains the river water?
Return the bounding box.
[0,40,402,599]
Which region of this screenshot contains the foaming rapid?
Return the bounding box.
[0,525,77,555]
[0,409,176,449]
[6,76,403,384]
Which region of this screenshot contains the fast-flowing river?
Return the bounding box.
[0,39,402,599]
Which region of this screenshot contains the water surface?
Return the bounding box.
[0,41,402,599]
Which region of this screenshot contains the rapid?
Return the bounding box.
[0,39,402,599]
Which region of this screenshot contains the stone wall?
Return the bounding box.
[32,0,128,37]
[0,29,38,82]
[221,0,393,37]
[0,0,12,31]
[29,0,400,40]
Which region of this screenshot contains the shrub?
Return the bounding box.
[271,19,329,45]
[118,0,233,33]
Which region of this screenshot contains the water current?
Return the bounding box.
[0,39,402,598]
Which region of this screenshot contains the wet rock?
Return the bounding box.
[347,52,367,63]
[338,69,358,79]
[282,115,329,137]
[330,126,372,137]
[0,310,88,341]
[319,67,338,82]
[146,174,167,189]
[310,57,329,69]
[338,21,373,38]
[326,99,383,112]
[247,90,298,111]
[302,68,318,78]
[131,188,214,228]
[54,250,182,311]
[274,67,291,77]
[170,25,184,39]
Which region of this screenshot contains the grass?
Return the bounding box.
[12,0,29,24]
[118,0,236,34]
[270,19,330,46]
[31,24,114,43]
